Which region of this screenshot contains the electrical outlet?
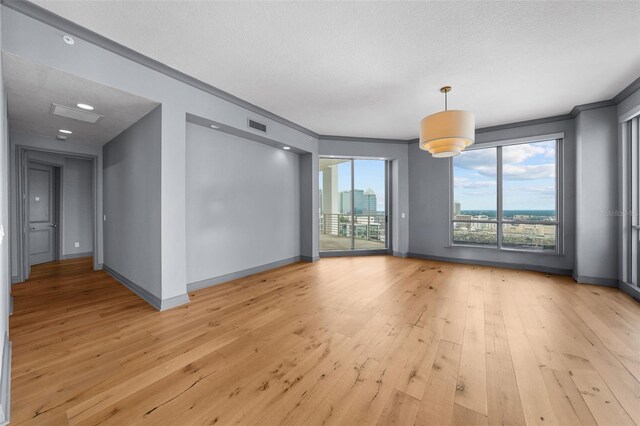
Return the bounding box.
[74,242,80,248]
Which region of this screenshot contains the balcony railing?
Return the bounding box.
[320,213,386,242]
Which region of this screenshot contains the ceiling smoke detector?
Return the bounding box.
[63,35,75,45]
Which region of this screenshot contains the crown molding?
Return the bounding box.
[1,0,320,139]
[474,113,573,135]
[569,100,616,118]
[3,0,639,144]
[613,76,640,104]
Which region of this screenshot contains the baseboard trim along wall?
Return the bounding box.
[393,251,409,258]
[300,256,320,262]
[320,250,389,258]
[10,277,19,285]
[406,252,573,276]
[572,274,619,288]
[103,264,190,311]
[60,252,94,260]
[618,280,640,302]
[0,333,12,426]
[187,256,302,292]
[159,294,191,311]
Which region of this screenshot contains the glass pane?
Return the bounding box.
[502,140,557,222]
[319,158,352,251]
[502,224,557,251]
[452,222,497,246]
[453,148,497,221]
[353,159,386,250]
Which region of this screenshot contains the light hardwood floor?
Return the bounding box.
[9,256,640,425]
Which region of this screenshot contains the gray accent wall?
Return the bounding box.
[317,138,410,255]
[574,106,619,284]
[408,119,576,273]
[62,157,93,256]
[103,106,162,299]
[185,122,301,285]
[299,153,319,260]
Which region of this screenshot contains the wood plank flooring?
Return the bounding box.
[9,256,640,425]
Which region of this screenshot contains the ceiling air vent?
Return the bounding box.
[248,119,267,133]
[50,103,104,124]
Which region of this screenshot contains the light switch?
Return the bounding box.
[74,242,80,248]
[103,215,107,221]
[401,213,406,218]
[35,196,40,201]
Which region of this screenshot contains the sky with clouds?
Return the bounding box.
[454,140,556,212]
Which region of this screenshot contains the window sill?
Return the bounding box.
[448,243,561,256]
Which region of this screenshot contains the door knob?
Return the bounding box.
[50,224,57,228]
[29,227,36,231]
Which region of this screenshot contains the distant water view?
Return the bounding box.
[460,210,556,220]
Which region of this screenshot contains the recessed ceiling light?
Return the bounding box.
[379,158,385,160]
[329,156,336,158]
[210,124,219,129]
[63,35,75,45]
[76,103,94,110]
[59,129,72,134]
[283,146,291,150]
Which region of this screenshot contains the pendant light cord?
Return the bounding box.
[444,90,448,111]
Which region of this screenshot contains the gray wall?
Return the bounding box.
[62,157,93,256]
[317,138,410,255]
[408,119,576,274]
[574,106,619,284]
[299,153,319,260]
[103,106,162,298]
[185,122,300,285]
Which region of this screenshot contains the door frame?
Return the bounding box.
[15,146,100,282]
[26,161,62,268]
[318,156,391,257]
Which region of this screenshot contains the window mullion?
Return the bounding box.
[497,146,503,249]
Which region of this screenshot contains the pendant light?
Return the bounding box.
[419,86,475,158]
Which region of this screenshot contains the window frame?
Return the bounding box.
[449,134,563,254]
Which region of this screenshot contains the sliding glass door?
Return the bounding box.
[319,157,387,253]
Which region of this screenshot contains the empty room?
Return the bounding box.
[0,1,639,425]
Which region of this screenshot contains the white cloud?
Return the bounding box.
[454,176,496,189]
[503,163,555,180]
[504,184,555,196]
[455,141,555,180]
[502,144,546,164]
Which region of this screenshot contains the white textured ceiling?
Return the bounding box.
[3,53,159,145]
[34,1,640,139]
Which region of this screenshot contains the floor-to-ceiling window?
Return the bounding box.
[319,157,387,253]
[625,116,640,286]
[451,138,560,252]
